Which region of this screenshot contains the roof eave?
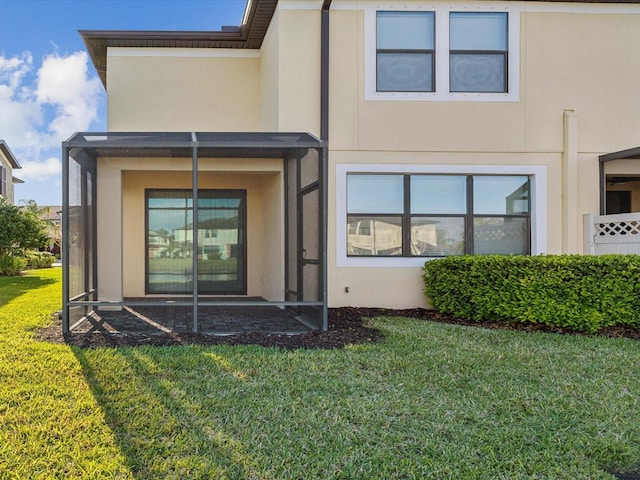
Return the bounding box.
[0,141,21,169]
[80,0,277,89]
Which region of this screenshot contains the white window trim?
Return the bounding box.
[364,3,521,102]
[336,163,547,267]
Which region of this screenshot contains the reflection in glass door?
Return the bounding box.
[146,189,246,294]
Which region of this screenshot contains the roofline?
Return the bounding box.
[0,141,21,169]
[80,0,277,88]
[599,146,640,163]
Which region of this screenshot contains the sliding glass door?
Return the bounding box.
[146,189,246,294]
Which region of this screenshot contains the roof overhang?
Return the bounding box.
[12,176,24,184]
[600,146,640,164]
[80,0,277,88]
[0,141,21,169]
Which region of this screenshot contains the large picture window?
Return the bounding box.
[146,189,246,294]
[347,174,529,257]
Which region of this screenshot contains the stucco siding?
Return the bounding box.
[107,50,261,132]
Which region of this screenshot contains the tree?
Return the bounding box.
[0,199,49,275]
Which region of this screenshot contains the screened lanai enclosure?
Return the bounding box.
[62,132,327,335]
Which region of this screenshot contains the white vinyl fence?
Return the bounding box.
[583,213,640,255]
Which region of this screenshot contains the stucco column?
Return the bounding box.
[562,110,579,253]
[96,159,123,308]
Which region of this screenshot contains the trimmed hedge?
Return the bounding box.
[24,251,55,270]
[0,254,27,277]
[422,255,640,333]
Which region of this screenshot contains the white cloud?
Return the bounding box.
[18,156,62,181]
[0,53,43,151]
[36,51,102,143]
[0,50,103,187]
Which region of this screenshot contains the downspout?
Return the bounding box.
[320,0,331,330]
[321,0,332,142]
[599,157,606,215]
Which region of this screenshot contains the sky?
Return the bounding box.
[0,0,247,206]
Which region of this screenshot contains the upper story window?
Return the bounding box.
[0,166,6,197]
[449,12,508,93]
[366,5,520,102]
[376,12,435,92]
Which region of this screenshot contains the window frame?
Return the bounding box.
[449,12,509,93]
[337,164,547,267]
[365,4,520,102]
[346,173,531,258]
[145,188,247,295]
[376,11,436,93]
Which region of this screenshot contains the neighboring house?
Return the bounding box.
[39,206,62,256]
[0,141,23,205]
[61,0,640,332]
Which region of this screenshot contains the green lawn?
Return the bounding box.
[1,268,639,479]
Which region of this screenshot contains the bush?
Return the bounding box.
[0,254,27,277]
[422,255,640,333]
[23,251,55,270]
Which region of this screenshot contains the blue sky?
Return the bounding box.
[0,0,247,206]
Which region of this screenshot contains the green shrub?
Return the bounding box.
[0,254,27,276]
[23,251,55,270]
[422,255,640,333]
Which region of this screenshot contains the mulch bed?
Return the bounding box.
[34,307,640,349]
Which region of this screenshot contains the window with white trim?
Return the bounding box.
[367,6,519,101]
[347,174,530,256]
[449,12,508,93]
[376,11,435,92]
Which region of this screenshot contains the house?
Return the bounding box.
[61,0,640,333]
[0,140,23,205]
[39,206,62,256]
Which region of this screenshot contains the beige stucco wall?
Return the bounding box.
[97,157,284,302]
[328,6,640,154]
[107,50,261,131]
[260,9,280,131]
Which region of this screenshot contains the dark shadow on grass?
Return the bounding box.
[0,273,57,306]
[72,345,268,478]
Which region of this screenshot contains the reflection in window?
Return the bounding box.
[411,175,467,214]
[411,217,465,256]
[449,12,508,93]
[473,176,529,214]
[474,217,529,255]
[347,174,404,213]
[376,11,435,92]
[347,173,530,256]
[347,216,403,256]
[146,190,245,294]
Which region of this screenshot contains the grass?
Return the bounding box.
[1,269,639,478]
